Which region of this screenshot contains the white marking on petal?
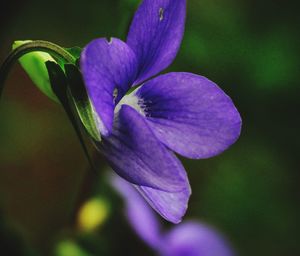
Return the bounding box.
[115,92,145,116]
[90,103,104,140]
[106,37,113,45]
[113,88,118,104]
[159,8,164,21]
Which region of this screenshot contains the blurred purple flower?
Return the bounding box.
[80,0,241,223]
[110,174,235,256]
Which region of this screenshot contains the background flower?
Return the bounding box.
[110,173,235,256]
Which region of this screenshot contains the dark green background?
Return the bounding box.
[0,0,299,255]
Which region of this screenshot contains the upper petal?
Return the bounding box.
[80,38,138,136]
[127,0,186,84]
[160,221,235,256]
[121,72,242,159]
[97,104,188,192]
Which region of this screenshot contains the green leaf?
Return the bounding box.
[13,40,59,102]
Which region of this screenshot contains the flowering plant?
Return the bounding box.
[0,0,241,223]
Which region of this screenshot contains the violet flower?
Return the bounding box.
[80,0,241,223]
[111,174,235,256]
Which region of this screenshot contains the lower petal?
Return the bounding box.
[97,105,188,192]
[134,181,191,224]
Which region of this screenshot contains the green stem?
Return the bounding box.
[0,40,76,98]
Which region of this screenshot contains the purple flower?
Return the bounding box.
[80,0,241,223]
[110,174,235,256]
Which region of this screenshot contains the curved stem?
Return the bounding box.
[0,40,76,98]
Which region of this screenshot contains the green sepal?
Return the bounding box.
[46,61,96,170]
[65,47,82,62]
[64,64,101,142]
[56,46,82,68]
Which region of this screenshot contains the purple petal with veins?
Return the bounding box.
[97,105,189,193]
[127,0,186,84]
[80,38,138,136]
[118,72,241,159]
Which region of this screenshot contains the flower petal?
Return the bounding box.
[121,72,241,159]
[134,182,191,224]
[80,38,138,136]
[127,0,186,84]
[97,105,188,192]
[109,173,162,249]
[160,221,235,256]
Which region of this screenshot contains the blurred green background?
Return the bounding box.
[0,0,299,255]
